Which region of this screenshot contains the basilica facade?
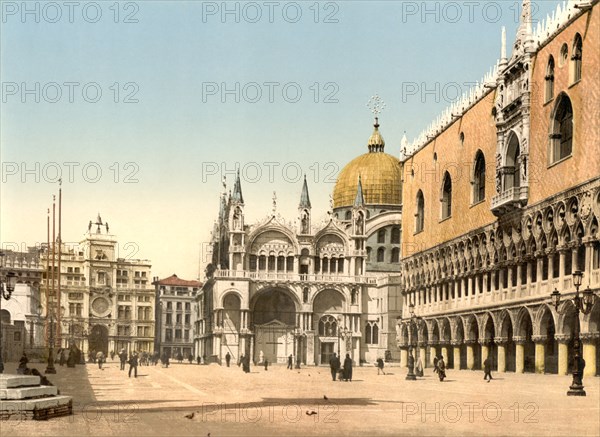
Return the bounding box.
[398,0,600,377]
[195,121,403,366]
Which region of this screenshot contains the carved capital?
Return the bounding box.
[513,336,528,345]
[531,335,547,343]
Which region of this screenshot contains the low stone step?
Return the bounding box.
[1,395,73,421]
[0,375,41,389]
[1,385,58,400]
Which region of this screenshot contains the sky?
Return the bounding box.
[1,0,561,280]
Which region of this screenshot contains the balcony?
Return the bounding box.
[214,270,377,285]
[491,186,529,216]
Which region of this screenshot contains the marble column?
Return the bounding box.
[514,336,526,374]
[496,337,507,372]
[400,347,408,368]
[582,334,598,377]
[452,341,461,370]
[441,345,449,363]
[466,341,475,370]
[418,343,427,368]
[532,335,546,374]
[556,335,570,376]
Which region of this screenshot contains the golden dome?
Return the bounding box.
[333,119,402,209]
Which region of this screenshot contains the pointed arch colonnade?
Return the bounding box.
[397,301,600,376]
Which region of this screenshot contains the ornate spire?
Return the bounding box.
[512,0,533,60]
[354,175,365,207]
[366,95,386,153]
[231,170,244,204]
[500,26,507,64]
[299,175,311,209]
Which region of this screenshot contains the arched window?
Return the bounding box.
[441,172,452,219]
[319,315,337,337]
[365,322,379,345]
[391,227,400,244]
[377,229,386,243]
[366,247,372,262]
[545,56,555,102]
[337,257,344,273]
[345,210,352,221]
[572,33,582,83]
[377,247,385,262]
[416,190,424,233]
[551,94,573,163]
[391,247,400,263]
[303,287,309,303]
[473,151,486,203]
[506,134,521,189]
[258,255,266,270]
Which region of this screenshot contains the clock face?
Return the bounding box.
[91,297,110,316]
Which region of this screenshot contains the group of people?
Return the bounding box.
[432,355,447,381]
[328,353,353,382]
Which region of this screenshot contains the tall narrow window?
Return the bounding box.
[441,172,452,219]
[473,151,486,203]
[391,247,400,263]
[506,135,521,189]
[572,33,582,83]
[391,227,401,244]
[377,229,386,244]
[377,248,385,262]
[545,56,555,102]
[416,190,424,233]
[551,94,573,163]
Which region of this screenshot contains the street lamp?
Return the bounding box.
[0,262,17,374]
[405,302,422,381]
[550,270,598,396]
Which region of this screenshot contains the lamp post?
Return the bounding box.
[0,254,17,374]
[551,270,598,396]
[336,315,352,358]
[405,302,422,381]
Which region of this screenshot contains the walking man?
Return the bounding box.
[96,351,105,370]
[287,354,293,370]
[483,356,493,382]
[376,357,386,375]
[128,353,139,378]
[225,352,231,367]
[329,353,340,381]
[438,355,446,382]
[343,354,353,382]
[119,349,127,371]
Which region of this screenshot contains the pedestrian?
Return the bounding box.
[376,357,386,375]
[329,353,340,381]
[119,349,127,371]
[415,356,424,377]
[264,359,269,371]
[287,354,293,370]
[59,349,66,366]
[17,352,28,374]
[128,353,139,378]
[110,350,115,361]
[197,355,201,365]
[433,355,439,374]
[225,352,231,367]
[96,351,105,369]
[243,355,250,373]
[343,354,353,382]
[483,356,493,382]
[238,354,244,367]
[438,355,446,381]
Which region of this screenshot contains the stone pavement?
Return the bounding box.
[1,360,598,437]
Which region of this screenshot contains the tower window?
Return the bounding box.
[377,229,386,244]
[550,94,573,163]
[572,33,582,83]
[545,56,555,102]
[377,248,385,262]
[441,172,452,219]
[391,247,400,263]
[391,227,400,244]
[473,151,486,203]
[415,190,424,233]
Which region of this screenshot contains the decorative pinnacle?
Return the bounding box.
[366,95,386,118]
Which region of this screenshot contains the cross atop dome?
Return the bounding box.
[366,95,386,152]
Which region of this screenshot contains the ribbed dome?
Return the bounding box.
[333,152,402,208]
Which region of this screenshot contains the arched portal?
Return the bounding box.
[252,289,297,364]
[313,289,345,365]
[500,311,516,372]
[89,325,108,356]
[517,310,535,373]
[539,307,558,374]
[484,316,497,371]
[222,293,242,361]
